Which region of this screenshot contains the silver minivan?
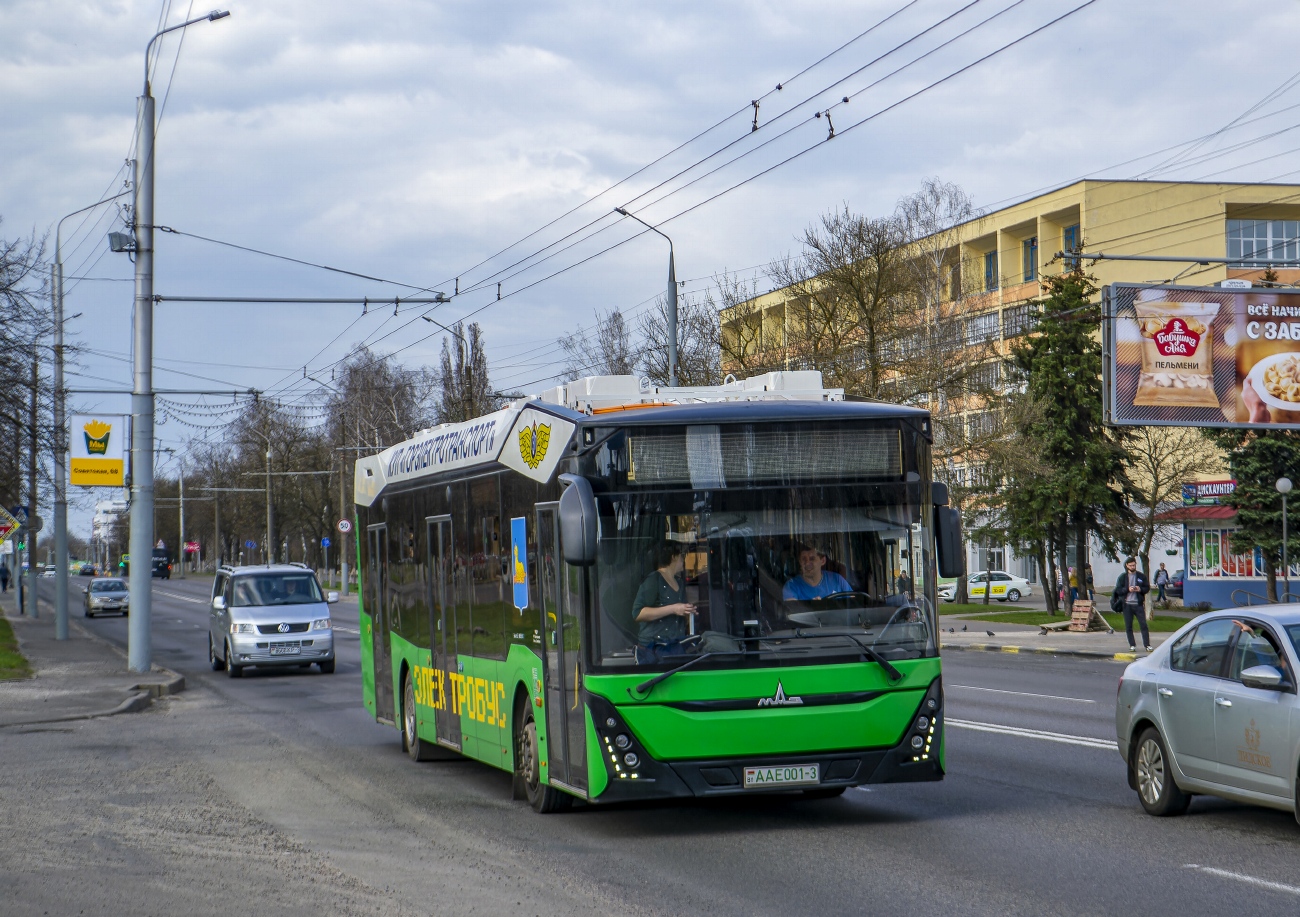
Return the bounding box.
[1116,607,1300,823]
[208,564,338,677]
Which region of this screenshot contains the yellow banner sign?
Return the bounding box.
[70,415,126,487]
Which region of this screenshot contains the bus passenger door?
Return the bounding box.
[367,524,395,723]
[537,504,587,794]
[426,515,460,751]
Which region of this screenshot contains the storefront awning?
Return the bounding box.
[1154,505,1237,524]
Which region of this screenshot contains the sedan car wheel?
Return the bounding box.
[1134,727,1190,816]
[1006,589,1021,603]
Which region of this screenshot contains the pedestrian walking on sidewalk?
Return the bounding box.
[1068,567,1079,604]
[1154,563,1169,602]
[0,563,9,593]
[1112,557,1151,652]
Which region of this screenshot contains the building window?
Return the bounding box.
[984,251,998,291]
[966,360,1002,393]
[1002,303,1038,337]
[1227,219,1300,266]
[966,411,997,439]
[1022,236,1037,282]
[965,311,999,345]
[1063,223,1081,270]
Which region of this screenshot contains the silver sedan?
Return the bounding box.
[1116,607,1300,824]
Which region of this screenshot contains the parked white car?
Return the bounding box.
[966,571,1033,603]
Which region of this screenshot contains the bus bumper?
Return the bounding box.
[587,679,943,804]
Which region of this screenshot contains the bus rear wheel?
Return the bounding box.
[515,708,570,813]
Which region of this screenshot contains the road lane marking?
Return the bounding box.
[155,589,206,605]
[948,684,1096,704]
[1183,865,1300,897]
[947,718,1118,750]
[333,626,359,634]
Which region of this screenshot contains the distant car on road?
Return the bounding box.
[958,571,1033,603]
[1165,570,1184,600]
[1117,607,1300,823]
[40,567,56,578]
[208,564,339,677]
[83,577,129,617]
[78,563,98,576]
[938,581,957,602]
[151,548,171,579]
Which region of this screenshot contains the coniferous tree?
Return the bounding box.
[1011,267,1135,606]
[1205,428,1300,602]
[436,322,495,423]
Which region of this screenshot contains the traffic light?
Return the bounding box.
[16,540,24,551]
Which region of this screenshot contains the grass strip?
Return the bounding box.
[948,610,1185,632]
[0,616,32,680]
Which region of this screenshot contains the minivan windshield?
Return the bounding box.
[231,573,323,607]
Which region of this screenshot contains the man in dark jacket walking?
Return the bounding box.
[1112,557,1151,652]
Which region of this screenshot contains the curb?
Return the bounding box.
[0,690,154,728]
[941,641,1142,663]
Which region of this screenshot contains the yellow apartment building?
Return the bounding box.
[721,179,1300,592]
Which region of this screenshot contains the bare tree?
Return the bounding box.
[558,309,636,379]
[638,291,721,386]
[1115,426,1224,577]
[436,322,495,423]
[765,206,911,396]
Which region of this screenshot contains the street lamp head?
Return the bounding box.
[108,231,137,253]
[614,207,629,216]
[208,10,231,20]
[1279,477,1294,495]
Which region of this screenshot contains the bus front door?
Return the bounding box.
[426,515,461,751]
[536,504,587,795]
[367,524,395,724]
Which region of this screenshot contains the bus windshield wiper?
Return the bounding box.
[783,629,903,682]
[628,653,716,700]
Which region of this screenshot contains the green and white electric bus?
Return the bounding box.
[355,371,962,811]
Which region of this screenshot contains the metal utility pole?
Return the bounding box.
[178,453,185,579]
[125,9,229,672]
[1279,477,1293,601]
[26,356,38,618]
[615,207,678,386]
[339,455,348,594]
[265,449,272,564]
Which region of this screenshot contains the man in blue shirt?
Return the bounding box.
[783,544,852,600]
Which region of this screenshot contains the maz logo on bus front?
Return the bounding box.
[412,664,509,727]
[757,681,804,707]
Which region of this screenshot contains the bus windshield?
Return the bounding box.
[591,484,936,669]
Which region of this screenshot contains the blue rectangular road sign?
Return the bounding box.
[510,516,528,611]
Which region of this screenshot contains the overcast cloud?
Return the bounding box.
[5,0,1300,533]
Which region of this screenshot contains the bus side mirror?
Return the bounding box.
[935,506,964,578]
[558,474,598,566]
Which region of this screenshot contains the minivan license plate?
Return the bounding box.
[269,645,300,656]
[743,764,820,788]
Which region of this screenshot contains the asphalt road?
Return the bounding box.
[4,575,1300,916]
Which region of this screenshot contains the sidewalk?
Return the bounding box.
[0,587,184,728]
[938,613,1173,662]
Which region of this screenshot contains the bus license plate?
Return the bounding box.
[270,645,300,656]
[743,764,820,788]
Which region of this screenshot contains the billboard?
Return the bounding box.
[1182,480,1236,506]
[70,414,127,486]
[1105,284,1300,429]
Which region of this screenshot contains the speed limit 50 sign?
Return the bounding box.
[337,519,353,534]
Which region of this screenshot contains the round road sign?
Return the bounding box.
[337,519,353,534]
[244,540,257,549]
[321,537,332,548]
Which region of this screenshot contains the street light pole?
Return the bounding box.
[55,193,130,639]
[265,449,273,564]
[125,10,228,672]
[178,453,185,579]
[614,207,678,386]
[1279,477,1293,602]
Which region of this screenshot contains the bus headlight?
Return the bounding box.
[614,734,631,750]
[623,752,640,768]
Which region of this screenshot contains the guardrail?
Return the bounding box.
[1230,588,1300,606]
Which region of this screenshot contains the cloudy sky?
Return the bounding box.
[6,0,1300,533]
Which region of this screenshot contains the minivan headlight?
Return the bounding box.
[230,622,256,634]
[311,618,332,631]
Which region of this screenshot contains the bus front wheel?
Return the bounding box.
[515,707,570,813]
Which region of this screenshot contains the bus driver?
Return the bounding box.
[783,543,852,600]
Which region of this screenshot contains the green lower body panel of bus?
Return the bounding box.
[583,660,944,803]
